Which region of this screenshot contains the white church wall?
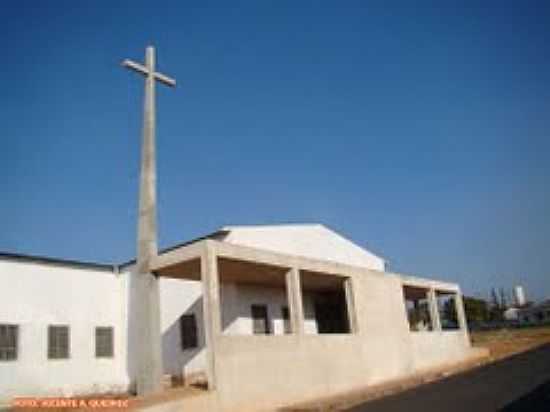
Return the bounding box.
[156,279,319,381]
[158,277,206,378]
[223,225,386,271]
[220,283,318,336]
[0,259,128,404]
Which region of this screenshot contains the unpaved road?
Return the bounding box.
[348,343,550,412]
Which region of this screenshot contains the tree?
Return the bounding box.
[463,296,490,323]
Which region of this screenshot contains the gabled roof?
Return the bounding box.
[217,223,385,271]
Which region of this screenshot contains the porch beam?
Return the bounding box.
[150,240,204,271]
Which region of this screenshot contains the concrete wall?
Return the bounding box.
[0,255,329,404]
[0,250,475,410]
[211,269,474,411]
[0,259,128,403]
[157,280,320,380]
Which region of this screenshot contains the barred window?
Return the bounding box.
[95,327,114,358]
[48,325,70,359]
[0,324,18,361]
[180,314,198,350]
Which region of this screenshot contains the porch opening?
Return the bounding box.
[436,291,460,330]
[300,270,352,334]
[403,285,433,331]
[217,257,291,336]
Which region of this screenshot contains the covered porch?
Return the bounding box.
[150,238,474,411]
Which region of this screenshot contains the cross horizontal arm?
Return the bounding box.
[122,59,176,87]
[122,59,148,76]
[154,72,176,87]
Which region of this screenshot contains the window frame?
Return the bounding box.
[48,325,70,360]
[180,314,198,350]
[95,326,114,358]
[0,324,19,361]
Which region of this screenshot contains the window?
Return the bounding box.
[180,314,198,350]
[436,292,460,330]
[281,306,291,334]
[0,324,18,361]
[48,325,69,359]
[95,327,114,358]
[251,304,270,334]
[402,286,433,332]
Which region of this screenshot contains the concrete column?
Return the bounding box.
[285,267,305,335]
[135,46,163,396]
[201,241,221,390]
[454,291,468,331]
[428,288,441,331]
[344,278,359,333]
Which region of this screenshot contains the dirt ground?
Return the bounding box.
[471,325,550,361]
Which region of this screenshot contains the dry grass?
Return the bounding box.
[471,325,550,361]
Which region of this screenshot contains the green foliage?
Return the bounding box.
[463,296,491,323]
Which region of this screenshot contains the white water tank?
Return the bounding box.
[514,285,526,307]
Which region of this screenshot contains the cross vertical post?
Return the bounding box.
[122,46,176,396]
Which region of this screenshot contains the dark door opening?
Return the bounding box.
[313,291,350,333]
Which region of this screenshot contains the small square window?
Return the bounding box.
[180,314,198,350]
[95,327,114,358]
[48,325,70,359]
[0,324,18,361]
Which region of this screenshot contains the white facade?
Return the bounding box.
[0,258,128,402]
[0,224,472,406]
[220,225,385,271]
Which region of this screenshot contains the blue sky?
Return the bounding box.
[1,1,549,301]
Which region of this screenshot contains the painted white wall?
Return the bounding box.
[0,259,128,404]
[157,279,321,381]
[222,225,385,271]
[158,278,205,378]
[0,256,326,404]
[0,238,470,408]
[220,283,318,335]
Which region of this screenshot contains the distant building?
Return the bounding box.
[518,300,550,325]
[503,307,520,321]
[513,285,527,307]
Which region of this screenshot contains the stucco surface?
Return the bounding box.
[222,225,385,271]
[0,260,128,402]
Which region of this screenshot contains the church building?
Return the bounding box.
[0,223,484,409]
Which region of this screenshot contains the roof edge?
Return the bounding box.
[0,252,116,272]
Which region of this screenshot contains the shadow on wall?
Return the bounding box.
[161,296,205,377]
[126,278,242,389]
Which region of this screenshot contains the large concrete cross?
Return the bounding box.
[123,46,176,273]
[122,46,175,396]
